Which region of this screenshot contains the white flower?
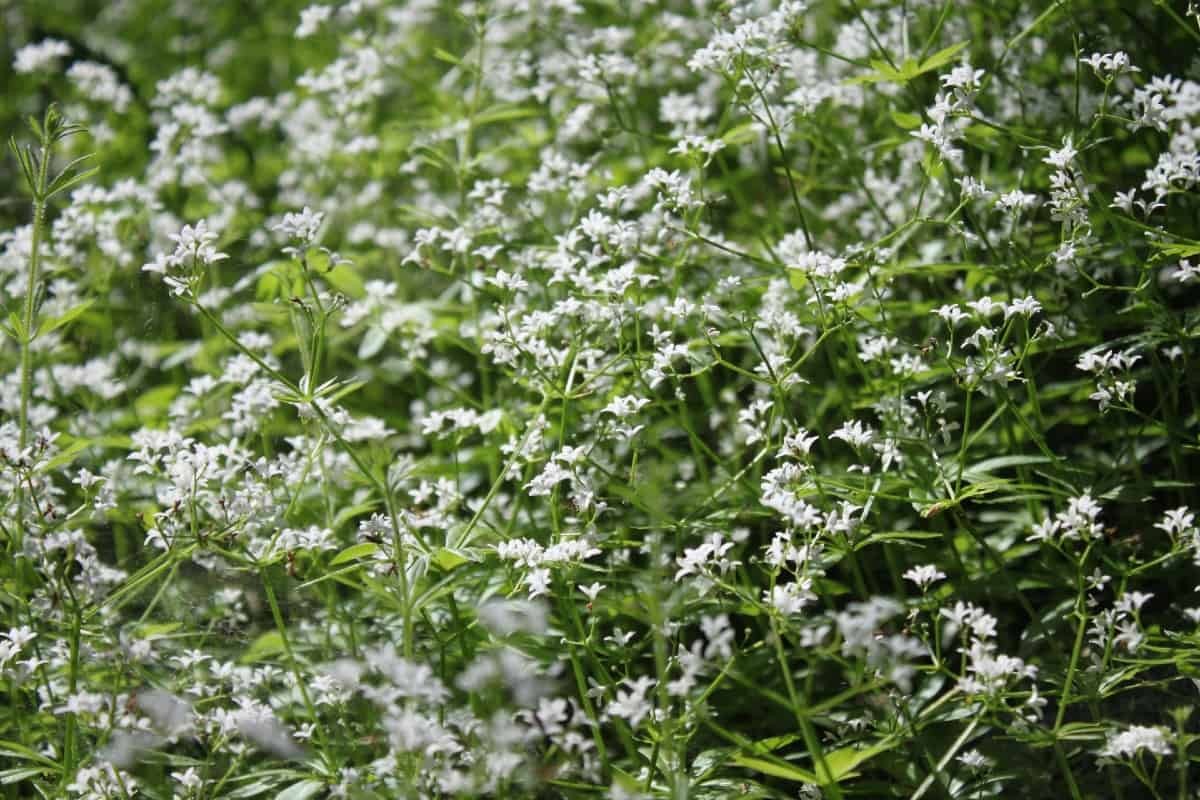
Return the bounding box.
[780,428,818,459]
[766,579,815,615]
[1043,138,1077,170]
[1004,295,1042,319]
[1099,725,1172,759]
[903,564,947,591]
[296,4,333,38]
[935,304,968,326]
[142,220,228,296]
[602,394,651,418]
[1155,506,1195,538]
[272,206,324,244]
[605,676,656,728]
[485,269,529,292]
[173,767,202,790]
[579,582,606,603]
[1167,260,1200,284]
[830,419,875,450]
[14,39,71,73]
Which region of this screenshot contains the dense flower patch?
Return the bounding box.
[2,1,1200,798]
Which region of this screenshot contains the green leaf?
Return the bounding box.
[45,165,100,201]
[257,270,285,301]
[1151,240,1200,260]
[1056,722,1107,742]
[432,547,473,571]
[917,40,971,74]
[33,439,91,476]
[721,122,759,146]
[36,300,94,337]
[358,325,388,359]
[240,630,286,664]
[822,740,896,781]
[323,263,364,298]
[135,621,183,638]
[225,777,283,799]
[475,104,539,125]
[889,111,922,129]
[0,766,47,784]
[9,138,37,194]
[329,542,379,566]
[327,379,366,404]
[0,740,61,770]
[855,530,942,550]
[731,755,818,784]
[135,385,179,420]
[6,312,27,342]
[275,779,324,800]
[965,455,1053,474]
[45,153,98,199]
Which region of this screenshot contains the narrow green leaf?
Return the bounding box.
[224,777,282,798]
[0,766,47,784]
[135,621,183,638]
[432,547,472,571]
[275,779,324,800]
[32,439,91,476]
[822,740,895,781]
[36,299,94,337]
[134,384,179,420]
[731,754,819,784]
[0,740,61,769]
[6,312,27,341]
[239,630,286,664]
[918,40,971,74]
[475,105,538,125]
[856,530,942,550]
[45,164,99,200]
[329,542,379,566]
[358,326,388,359]
[323,262,364,298]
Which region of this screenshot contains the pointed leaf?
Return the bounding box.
[240,630,286,664]
[32,438,91,476]
[432,547,472,571]
[45,165,99,200]
[37,300,94,337]
[9,138,36,191]
[918,41,971,74]
[1,766,48,784]
[329,542,379,566]
[823,740,896,781]
[358,325,388,359]
[0,740,61,770]
[732,754,819,784]
[275,779,324,800]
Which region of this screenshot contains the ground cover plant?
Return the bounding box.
[2,0,1200,797]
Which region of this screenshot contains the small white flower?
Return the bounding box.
[295,4,333,38]
[272,206,324,244]
[830,419,875,450]
[1099,725,1172,759]
[579,582,606,603]
[13,39,71,73]
[903,564,947,591]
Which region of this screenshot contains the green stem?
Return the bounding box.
[259,567,331,766]
[910,715,980,800]
[14,130,51,565]
[770,616,843,800]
